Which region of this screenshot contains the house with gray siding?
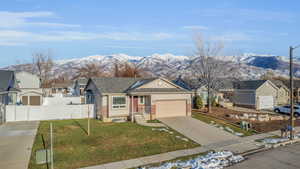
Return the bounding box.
[233,80,278,110]
[0,70,19,105]
[73,78,88,96]
[85,77,192,122]
[0,70,19,124]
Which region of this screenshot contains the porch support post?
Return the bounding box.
[131,95,134,122]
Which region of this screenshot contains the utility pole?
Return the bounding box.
[290,46,294,140]
[289,45,300,140]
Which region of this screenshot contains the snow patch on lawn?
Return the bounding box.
[139,151,244,169]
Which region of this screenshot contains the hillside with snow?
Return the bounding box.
[4,53,297,80]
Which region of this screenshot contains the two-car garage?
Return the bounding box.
[20,91,43,106]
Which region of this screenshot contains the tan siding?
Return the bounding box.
[276,87,289,105]
[108,94,130,117]
[256,81,278,107]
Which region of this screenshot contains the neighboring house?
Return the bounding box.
[85,77,192,122]
[0,70,19,124]
[217,80,235,102]
[15,71,43,106]
[173,77,219,106]
[73,78,88,96]
[270,80,289,105]
[283,80,300,103]
[0,70,19,105]
[233,80,278,110]
[51,81,72,95]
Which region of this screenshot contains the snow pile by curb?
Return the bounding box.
[139,151,244,169]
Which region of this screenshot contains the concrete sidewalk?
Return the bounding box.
[0,121,39,169]
[81,146,209,169]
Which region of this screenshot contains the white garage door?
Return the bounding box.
[156,100,187,118]
[258,96,274,110]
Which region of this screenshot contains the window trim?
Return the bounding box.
[112,96,126,109]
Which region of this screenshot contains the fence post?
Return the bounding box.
[88,104,90,136]
[50,123,54,169]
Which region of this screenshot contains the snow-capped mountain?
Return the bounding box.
[4,53,297,80]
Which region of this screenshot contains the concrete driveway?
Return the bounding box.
[159,117,239,146]
[0,121,39,169]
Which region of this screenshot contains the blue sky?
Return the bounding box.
[1,0,300,66]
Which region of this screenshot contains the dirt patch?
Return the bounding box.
[194,107,300,133]
[66,125,80,130]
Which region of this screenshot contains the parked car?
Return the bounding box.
[274,105,300,116]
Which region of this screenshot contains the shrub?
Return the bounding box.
[194,95,203,109]
[211,97,219,107]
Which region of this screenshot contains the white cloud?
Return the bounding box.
[0,11,79,28]
[0,30,175,46]
[183,25,208,30]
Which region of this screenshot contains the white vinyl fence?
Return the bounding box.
[6,104,94,122]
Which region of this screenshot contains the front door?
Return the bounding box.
[133,96,138,112]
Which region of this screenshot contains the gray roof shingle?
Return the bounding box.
[90,77,151,93]
[90,77,188,94]
[233,80,267,90]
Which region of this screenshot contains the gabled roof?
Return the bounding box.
[0,70,15,92]
[233,80,268,90]
[88,77,189,94]
[217,79,235,90]
[173,77,204,90]
[90,77,146,93]
[270,80,288,89]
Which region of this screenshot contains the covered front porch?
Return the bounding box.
[129,94,154,121]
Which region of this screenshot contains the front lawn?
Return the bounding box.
[28,119,198,169]
[192,112,256,137]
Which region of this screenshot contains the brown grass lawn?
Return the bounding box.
[28,119,198,169]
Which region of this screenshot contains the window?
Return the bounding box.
[139,96,144,104]
[112,96,126,109]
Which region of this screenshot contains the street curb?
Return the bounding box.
[238,138,300,157]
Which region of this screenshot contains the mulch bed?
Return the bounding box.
[193,107,300,133]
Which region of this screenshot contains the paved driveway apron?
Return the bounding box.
[159,117,238,146]
[0,121,39,169]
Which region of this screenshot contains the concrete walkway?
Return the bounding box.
[0,121,39,169]
[158,117,239,145]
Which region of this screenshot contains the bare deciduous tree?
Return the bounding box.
[113,62,145,78]
[32,50,54,87]
[191,35,237,113]
[73,62,106,79]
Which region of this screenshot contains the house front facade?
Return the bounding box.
[233,80,278,110]
[270,80,289,105]
[15,71,43,106]
[85,77,192,122]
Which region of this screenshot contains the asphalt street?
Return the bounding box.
[230,142,300,169]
